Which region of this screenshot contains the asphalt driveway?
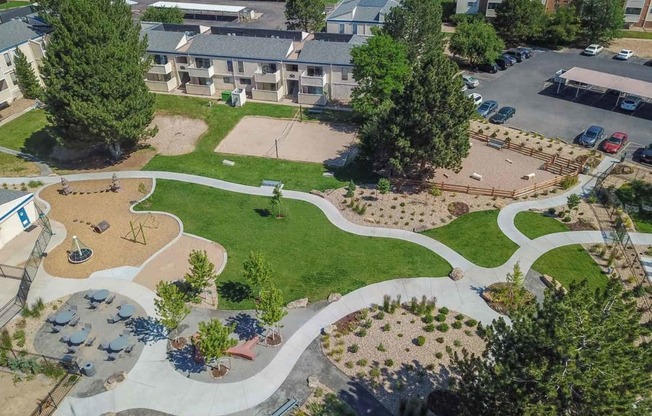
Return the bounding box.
[469,48,652,161]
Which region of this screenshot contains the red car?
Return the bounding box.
[602,132,628,154]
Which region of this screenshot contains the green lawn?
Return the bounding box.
[140,180,452,309]
[514,211,570,239]
[532,245,608,292]
[144,95,362,192]
[0,153,39,176]
[0,1,29,10]
[619,30,652,40]
[421,210,518,268]
[0,109,55,157]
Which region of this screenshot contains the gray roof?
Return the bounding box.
[0,19,44,53]
[328,0,399,23]
[0,5,35,24]
[298,41,355,66]
[186,34,293,61]
[0,189,29,206]
[143,30,186,53]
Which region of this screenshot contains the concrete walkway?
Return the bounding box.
[0,164,647,416]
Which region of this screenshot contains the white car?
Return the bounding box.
[462,74,479,89]
[467,93,483,106]
[615,49,634,60]
[620,96,642,111]
[583,44,604,56]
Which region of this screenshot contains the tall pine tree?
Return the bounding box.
[14,49,42,100]
[450,281,652,415]
[40,0,155,159]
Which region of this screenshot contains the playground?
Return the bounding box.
[39,179,180,278]
[215,116,358,167]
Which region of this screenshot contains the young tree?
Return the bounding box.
[359,49,475,179]
[256,284,287,343]
[141,6,184,24]
[269,184,284,218]
[544,6,582,48]
[449,20,505,66]
[350,33,410,121]
[14,49,42,100]
[572,0,624,43]
[154,281,190,339]
[450,280,652,415]
[184,250,217,299]
[567,193,580,216]
[196,319,237,364]
[505,261,525,310]
[345,180,356,198]
[40,0,155,160]
[243,251,273,294]
[285,0,325,32]
[377,178,391,198]
[493,0,546,46]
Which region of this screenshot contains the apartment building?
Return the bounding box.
[325,0,399,35]
[0,18,48,107]
[143,24,361,105]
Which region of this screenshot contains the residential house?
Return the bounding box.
[326,0,399,35]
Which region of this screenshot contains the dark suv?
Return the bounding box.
[505,49,526,62]
[495,57,511,70]
[477,62,499,73]
[517,47,533,58]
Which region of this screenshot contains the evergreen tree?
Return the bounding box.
[450,281,652,415]
[359,49,475,178]
[256,284,287,343]
[14,49,42,100]
[285,0,325,32]
[40,0,155,159]
[449,20,505,66]
[572,0,624,43]
[184,250,217,299]
[154,281,190,339]
[141,6,184,24]
[493,0,546,46]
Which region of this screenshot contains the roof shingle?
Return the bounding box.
[0,19,44,53]
[186,34,293,61]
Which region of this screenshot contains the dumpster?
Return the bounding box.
[220,91,232,104]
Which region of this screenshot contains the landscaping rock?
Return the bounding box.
[413,225,429,233]
[327,293,342,303]
[449,267,464,281]
[222,159,235,166]
[310,190,325,198]
[364,217,376,224]
[307,376,319,388]
[287,297,308,309]
[540,274,568,294]
[323,324,336,335]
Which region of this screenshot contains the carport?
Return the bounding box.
[558,67,652,105]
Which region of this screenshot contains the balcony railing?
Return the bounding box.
[254,69,281,84]
[145,77,178,92]
[0,87,13,104]
[186,81,215,96]
[301,71,327,87]
[298,92,327,106]
[252,87,283,102]
[149,61,173,75]
[187,64,215,79]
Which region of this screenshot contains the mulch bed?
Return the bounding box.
[335,312,360,333]
[170,337,187,350]
[481,282,535,316]
[266,333,282,346]
[210,365,229,379]
[447,202,470,217]
[567,220,597,231]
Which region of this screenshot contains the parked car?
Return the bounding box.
[467,93,483,106]
[505,49,526,62]
[615,49,634,60]
[620,96,642,111]
[640,144,652,164]
[601,132,628,154]
[583,44,604,56]
[517,47,533,58]
[477,100,498,117]
[461,84,468,92]
[495,57,511,69]
[579,125,605,147]
[462,74,480,88]
[477,62,499,73]
[490,106,516,124]
[502,54,517,65]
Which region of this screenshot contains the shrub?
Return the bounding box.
[560,176,579,190]
[422,314,434,324]
[454,314,464,321]
[416,336,426,346]
[439,307,449,315]
[453,340,462,347]
[562,216,572,223]
[381,323,391,332]
[397,333,403,337]
[435,352,443,359]
[361,319,373,329]
[464,329,473,336]
[345,361,354,369]
[356,359,368,367]
[452,321,463,329]
[348,344,359,353]
[377,343,386,352]
[1,330,12,349]
[436,337,444,343]
[445,345,453,354]
[434,313,446,322]
[374,311,385,320]
[356,328,367,337]
[27,180,43,188]
[465,319,478,327]
[369,367,381,378]
[436,323,449,332]
[423,324,435,332]
[384,358,394,367]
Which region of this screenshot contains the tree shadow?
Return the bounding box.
[166,344,205,374]
[225,313,264,341]
[217,280,252,303]
[21,127,57,159]
[254,208,270,217]
[469,285,485,296]
[127,316,167,344]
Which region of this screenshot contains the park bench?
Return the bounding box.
[261,180,283,189]
[487,138,505,150]
[270,398,299,416]
[226,335,260,361]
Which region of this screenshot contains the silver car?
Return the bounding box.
[620,96,642,111]
[462,75,479,89]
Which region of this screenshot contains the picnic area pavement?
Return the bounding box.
[0,158,648,415]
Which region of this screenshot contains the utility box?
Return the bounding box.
[231,88,246,107]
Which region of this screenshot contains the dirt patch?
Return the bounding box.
[148,115,208,156]
[0,373,58,416]
[53,147,156,175]
[39,179,180,278]
[607,38,652,59]
[216,116,358,166]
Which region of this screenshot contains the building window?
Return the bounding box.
[352,24,358,34]
[9,71,17,85]
[341,67,350,81]
[0,79,8,91]
[487,3,498,9]
[197,77,212,85]
[3,53,12,66]
[286,64,298,72]
[306,66,323,77]
[625,7,642,14]
[153,54,168,65]
[195,57,211,69]
[240,78,251,85]
[261,63,277,74]
[302,86,323,95]
[223,77,234,84]
[339,24,345,34]
[237,61,245,73]
[227,60,233,72]
[467,1,475,5]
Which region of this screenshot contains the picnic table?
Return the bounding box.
[109,335,128,352]
[54,310,75,325]
[70,329,88,345]
[118,304,135,319]
[92,289,109,302]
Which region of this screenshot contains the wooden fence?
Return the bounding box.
[426,173,573,199]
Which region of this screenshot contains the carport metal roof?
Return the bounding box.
[149,2,246,14]
[560,67,652,100]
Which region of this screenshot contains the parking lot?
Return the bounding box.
[470,48,652,162]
